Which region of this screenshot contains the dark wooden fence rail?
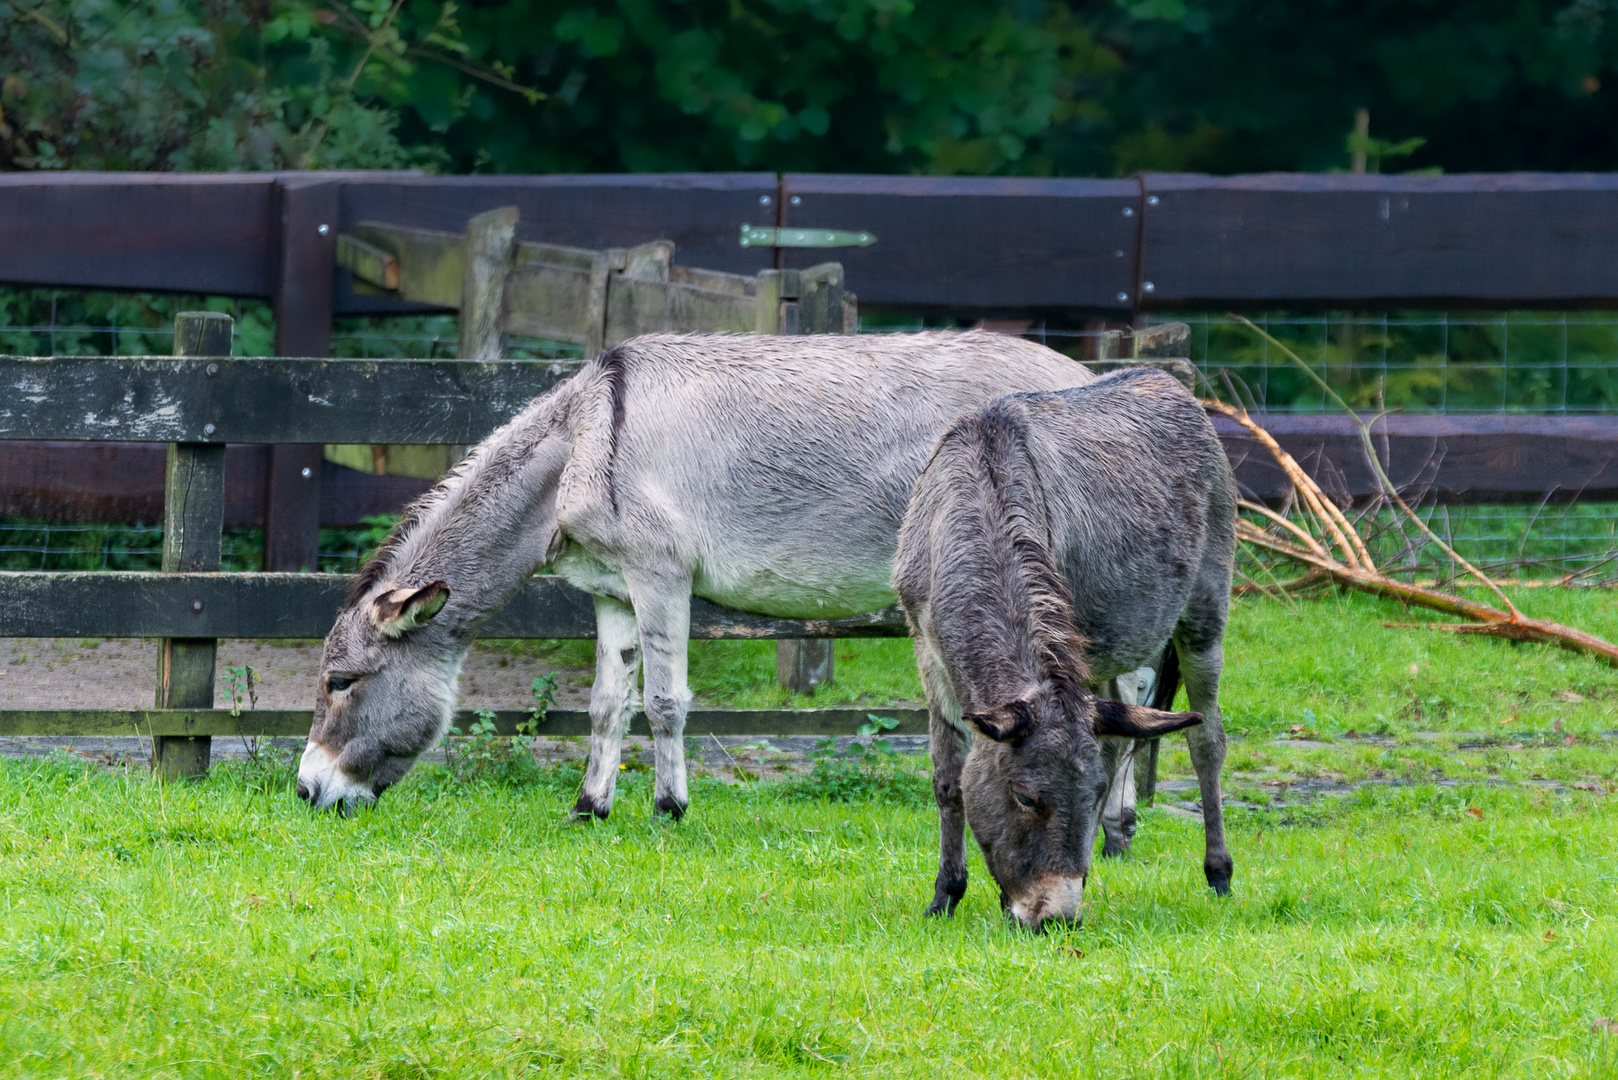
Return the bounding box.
[6,354,1615,508]
[12,172,1618,312]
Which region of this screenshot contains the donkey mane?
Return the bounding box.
[961,400,1093,701]
[598,344,631,514]
[345,378,576,607]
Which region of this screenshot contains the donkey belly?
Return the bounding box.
[1069,567,1198,682]
[553,530,898,620]
[692,545,898,620]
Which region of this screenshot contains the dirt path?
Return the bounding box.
[0,637,597,712]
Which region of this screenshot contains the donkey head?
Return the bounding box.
[297,579,458,812]
[960,683,1201,931]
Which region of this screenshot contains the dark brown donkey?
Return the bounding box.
[893,368,1237,930]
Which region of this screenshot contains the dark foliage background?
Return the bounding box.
[3,0,1617,177]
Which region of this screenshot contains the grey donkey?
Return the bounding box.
[296,331,1103,816]
[893,367,1237,930]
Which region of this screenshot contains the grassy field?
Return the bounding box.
[6,588,1618,1077]
[2,758,1618,1078]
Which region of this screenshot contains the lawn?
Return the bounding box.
[5,588,1618,1077]
[2,757,1618,1078]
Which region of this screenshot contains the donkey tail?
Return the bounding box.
[1149,641,1181,711]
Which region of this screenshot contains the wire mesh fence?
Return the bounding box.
[862,311,1618,415]
[4,289,1618,583]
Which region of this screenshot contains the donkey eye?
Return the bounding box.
[326,676,356,694]
[1013,791,1040,812]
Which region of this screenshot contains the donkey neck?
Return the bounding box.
[930,410,1092,713]
[366,382,575,632]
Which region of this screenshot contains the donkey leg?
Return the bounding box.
[1179,641,1233,894]
[917,643,970,917]
[1099,673,1140,858]
[627,576,694,820]
[574,594,641,820]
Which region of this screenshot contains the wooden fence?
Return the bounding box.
[6,172,1618,779]
[7,171,1618,566]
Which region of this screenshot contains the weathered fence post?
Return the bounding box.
[266,177,336,573]
[771,262,849,695]
[457,207,519,361]
[152,311,231,780]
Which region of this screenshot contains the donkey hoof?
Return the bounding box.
[1205,859,1233,896]
[923,896,959,918]
[653,794,687,820]
[571,794,610,821]
[1101,838,1132,859]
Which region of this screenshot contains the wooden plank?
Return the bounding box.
[773,262,848,694]
[16,171,1618,312]
[1140,172,1618,307]
[1215,413,1618,503]
[0,172,282,294]
[671,265,756,296]
[269,179,340,574]
[6,415,1617,521]
[504,260,596,344]
[603,277,759,342]
[0,706,930,738]
[1132,321,1191,357]
[349,221,465,306]
[0,444,427,528]
[779,174,1141,311]
[0,356,580,444]
[0,572,911,640]
[338,173,779,284]
[334,233,399,290]
[516,238,599,272]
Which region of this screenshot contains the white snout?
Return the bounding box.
[1006,875,1086,931]
[296,741,374,811]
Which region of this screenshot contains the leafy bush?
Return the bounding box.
[440,673,559,788]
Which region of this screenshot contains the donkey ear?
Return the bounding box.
[965,699,1035,743]
[372,581,450,639]
[1093,699,1202,739]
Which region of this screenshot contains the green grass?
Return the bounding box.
[3,756,1618,1077]
[1214,587,1618,740]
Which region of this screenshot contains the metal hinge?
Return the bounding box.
[739,225,877,249]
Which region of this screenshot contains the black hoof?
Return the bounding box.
[653,794,687,820]
[1205,857,1233,896]
[1101,838,1132,859]
[924,873,966,917]
[572,794,610,821]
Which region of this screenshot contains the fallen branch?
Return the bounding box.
[1236,519,1618,666]
[1211,317,1618,670]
